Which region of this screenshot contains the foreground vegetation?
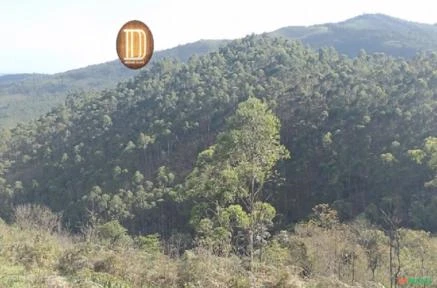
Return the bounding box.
[1,204,436,287]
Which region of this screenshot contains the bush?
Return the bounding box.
[93,254,122,274]
[58,244,93,275]
[73,270,131,288]
[13,204,62,234]
[136,233,161,254]
[164,232,193,257]
[97,220,131,247]
[178,248,247,287]
[11,232,61,270]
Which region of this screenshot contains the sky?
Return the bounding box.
[1,0,436,74]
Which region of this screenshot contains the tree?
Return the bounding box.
[380,209,402,288]
[185,97,290,269]
[423,137,437,188]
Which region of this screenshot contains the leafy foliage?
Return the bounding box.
[0,33,436,237]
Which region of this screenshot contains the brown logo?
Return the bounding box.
[116,20,154,69]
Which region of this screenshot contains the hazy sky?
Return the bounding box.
[1,0,436,74]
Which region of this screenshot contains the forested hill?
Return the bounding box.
[0,39,226,127]
[1,35,436,236]
[2,14,437,128]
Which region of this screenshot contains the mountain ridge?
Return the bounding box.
[4,13,436,78]
[271,13,437,58]
[1,13,437,128]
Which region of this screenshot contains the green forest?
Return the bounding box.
[1,34,437,287]
[2,13,437,129]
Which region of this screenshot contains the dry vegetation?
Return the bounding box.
[1,204,436,287]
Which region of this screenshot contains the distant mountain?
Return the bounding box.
[271,14,437,57]
[0,39,227,95]
[0,40,226,127]
[1,14,437,128]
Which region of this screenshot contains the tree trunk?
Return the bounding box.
[389,233,393,288]
[395,231,401,288]
[248,229,254,271]
[352,252,355,283]
[248,175,256,271]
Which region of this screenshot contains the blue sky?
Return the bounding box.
[1,0,436,74]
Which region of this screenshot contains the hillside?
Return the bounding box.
[272,14,437,57]
[1,34,436,232]
[2,14,437,128]
[0,40,226,128]
[1,32,437,287]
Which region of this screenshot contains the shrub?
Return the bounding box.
[11,232,61,270]
[13,204,62,234]
[136,233,161,254]
[97,220,131,247]
[58,244,93,275]
[73,270,131,288]
[178,248,247,287]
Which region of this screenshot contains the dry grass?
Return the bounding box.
[1,214,437,287]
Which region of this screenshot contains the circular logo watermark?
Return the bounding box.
[116,20,154,69]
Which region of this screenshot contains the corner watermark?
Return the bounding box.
[397,276,432,286]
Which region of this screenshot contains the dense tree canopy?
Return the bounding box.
[0,34,436,237]
[2,14,437,129]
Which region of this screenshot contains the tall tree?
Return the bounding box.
[185,97,290,268]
